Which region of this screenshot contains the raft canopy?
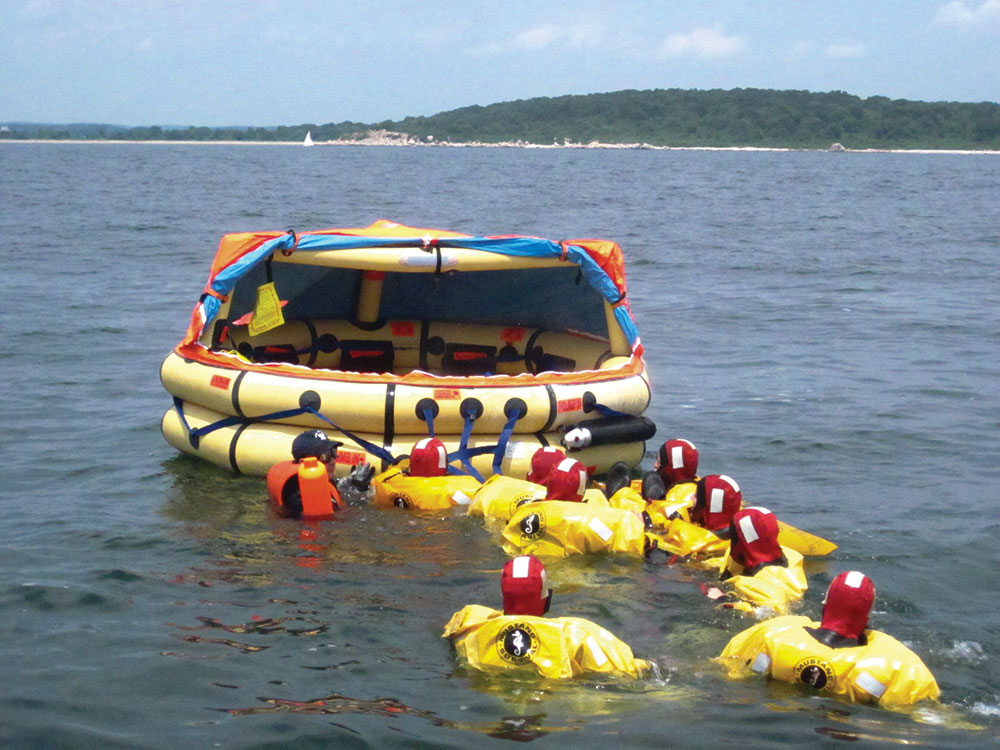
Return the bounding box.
[181,220,643,380]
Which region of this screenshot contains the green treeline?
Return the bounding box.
[383,89,999,149]
[4,88,998,149]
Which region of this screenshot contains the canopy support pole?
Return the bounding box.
[356,270,385,324]
[604,300,630,357]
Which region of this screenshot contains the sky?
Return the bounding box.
[2,0,998,127]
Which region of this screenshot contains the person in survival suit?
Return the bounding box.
[647,474,743,559]
[705,506,808,616]
[500,458,658,558]
[594,438,701,517]
[467,446,565,527]
[654,438,700,503]
[443,555,650,679]
[372,437,482,510]
[717,570,940,707]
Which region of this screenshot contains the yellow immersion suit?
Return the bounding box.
[443,604,650,680]
[717,615,940,707]
[719,547,808,616]
[501,501,650,558]
[372,464,482,510]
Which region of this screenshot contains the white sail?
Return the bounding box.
[303,131,314,147]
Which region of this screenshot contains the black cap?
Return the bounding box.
[291,430,342,461]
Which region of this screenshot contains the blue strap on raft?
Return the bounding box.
[492,406,524,477]
[171,399,516,481]
[172,398,397,466]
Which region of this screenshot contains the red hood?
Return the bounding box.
[693,474,742,531]
[730,507,782,569]
[820,571,875,640]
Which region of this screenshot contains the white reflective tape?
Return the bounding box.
[720,474,739,493]
[505,440,533,459]
[415,437,432,450]
[670,445,684,468]
[588,518,613,541]
[436,446,447,469]
[451,490,471,506]
[399,252,458,267]
[710,487,725,514]
[739,515,759,543]
[557,458,577,473]
[854,671,887,698]
[577,469,587,498]
[751,652,771,674]
[585,636,608,667]
[512,556,531,579]
[845,571,865,589]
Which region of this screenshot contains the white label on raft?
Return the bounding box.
[505,441,534,460]
[398,252,459,267]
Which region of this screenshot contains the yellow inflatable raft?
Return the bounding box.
[160,221,655,477]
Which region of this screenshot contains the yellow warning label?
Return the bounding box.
[248,282,285,336]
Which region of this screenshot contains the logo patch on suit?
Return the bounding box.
[391,493,411,509]
[794,657,836,690]
[497,622,539,664]
[518,511,545,538]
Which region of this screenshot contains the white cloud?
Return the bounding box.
[659,26,745,59]
[514,25,559,50]
[825,43,865,58]
[933,0,1000,27]
[511,20,603,50]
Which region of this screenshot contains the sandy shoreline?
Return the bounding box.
[2,138,996,155]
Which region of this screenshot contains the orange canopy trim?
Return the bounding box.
[183,221,640,350]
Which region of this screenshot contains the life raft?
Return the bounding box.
[160,221,655,477]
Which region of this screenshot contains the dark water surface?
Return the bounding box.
[1,143,998,748]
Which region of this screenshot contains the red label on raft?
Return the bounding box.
[433,388,461,399]
[337,451,366,466]
[557,397,582,413]
[210,374,231,390]
[500,326,526,343]
[391,321,415,336]
[453,351,487,360]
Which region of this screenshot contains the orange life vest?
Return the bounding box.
[266,459,341,518]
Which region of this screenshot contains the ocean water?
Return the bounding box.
[1,142,998,748]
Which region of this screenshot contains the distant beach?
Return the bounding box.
[3,138,997,155]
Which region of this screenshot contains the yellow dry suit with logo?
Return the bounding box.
[719,547,808,616]
[469,475,610,529]
[604,486,646,515]
[501,501,649,558]
[717,615,940,707]
[467,475,546,528]
[644,481,698,529]
[650,519,730,558]
[443,605,650,680]
[372,464,482,510]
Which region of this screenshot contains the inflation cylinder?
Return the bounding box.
[298,457,336,518]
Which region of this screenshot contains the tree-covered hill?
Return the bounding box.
[379,88,999,150]
[3,88,998,150]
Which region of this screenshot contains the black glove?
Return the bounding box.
[347,462,375,491]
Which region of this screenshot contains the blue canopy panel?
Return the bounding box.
[200,233,639,348]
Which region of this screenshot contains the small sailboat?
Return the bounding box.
[303,131,314,147]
